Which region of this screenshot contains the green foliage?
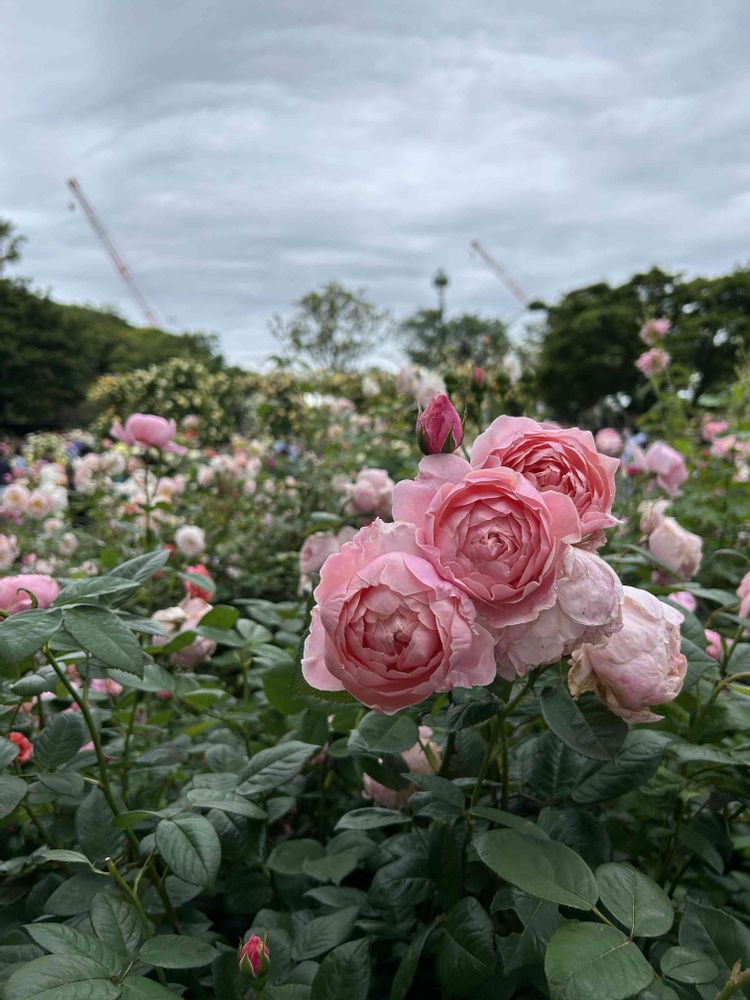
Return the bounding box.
[401,308,509,369]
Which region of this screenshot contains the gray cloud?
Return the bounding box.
[2,0,749,366]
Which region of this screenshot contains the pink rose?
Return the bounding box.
[299,527,358,577]
[111,413,187,454]
[639,318,671,345]
[594,428,623,457]
[183,563,214,601]
[9,731,33,763]
[470,416,619,539]
[646,513,702,580]
[151,598,216,668]
[705,629,723,661]
[496,548,623,679]
[737,571,750,619]
[362,725,442,808]
[345,468,395,519]
[645,442,688,495]
[393,454,580,629]
[0,574,60,614]
[636,349,670,378]
[568,586,687,723]
[669,591,697,614]
[710,435,737,459]
[302,520,496,713]
[416,394,463,455]
[702,420,729,442]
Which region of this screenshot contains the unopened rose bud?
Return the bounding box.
[473,366,485,388]
[238,934,270,986]
[416,394,463,455]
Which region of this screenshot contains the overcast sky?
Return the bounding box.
[2,1,749,367]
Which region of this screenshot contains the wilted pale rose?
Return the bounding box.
[569,586,687,723]
[0,533,18,570]
[669,591,697,613]
[470,416,619,540]
[636,349,670,378]
[111,413,187,454]
[394,454,580,629]
[175,524,205,558]
[151,599,216,668]
[345,468,395,519]
[2,482,30,515]
[645,442,688,495]
[639,318,671,345]
[361,375,379,398]
[737,571,750,619]
[594,428,623,458]
[0,574,60,614]
[302,521,496,713]
[647,513,702,580]
[362,726,442,808]
[58,533,79,557]
[705,629,723,661]
[496,548,623,679]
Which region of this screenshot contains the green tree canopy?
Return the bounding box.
[401,309,509,370]
[270,281,389,370]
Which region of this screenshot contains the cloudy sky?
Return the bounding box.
[2,1,749,367]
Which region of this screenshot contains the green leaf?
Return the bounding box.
[4,954,122,1000]
[545,922,655,1000]
[38,770,85,798]
[267,839,324,876]
[108,549,169,582]
[54,576,140,605]
[292,907,360,961]
[10,664,58,697]
[334,808,410,831]
[44,873,107,917]
[34,712,85,769]
[444,692,502,732]
[679,897,750,999]
[474,828,597,910]
[186,788,267,819]
[311,939,371,1000]
[638,981,679,1000]
[660,946,719,984]
[596,863,674,937]
[541,687,628,761]
[91,893,143,957]
[572,731,668,804]
[63,605,144,677]
[368,853,433,913]
[139,935,218,969]
[121,977,180,999]
[302,852,358,885]
[34,848,92,866]
[356,712,419,754]
[0,608,63,664]
[238,741,318,792]
[76,787,126,864]
[469,806,549,839]
[155,815,221,888]
[197,604,238,629]
[436,897,495,997]
[390,922,435,1000]
[0,774,27,818]
[24,923,124,976]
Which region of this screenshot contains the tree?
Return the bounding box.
[270,281,389,370]
[0,218,26,274]
[401,309,509,370]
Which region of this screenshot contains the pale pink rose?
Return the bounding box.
[470,416,619,539]
[393,454,580,629]
[345,468,395,519]
[302,520,496,713]
[90,678,124,696]
[702,420,730,442]
[670,591,697,613]
[175,524,205,558]
[0,534,18,570]
[647,515,702,580]
[58,533,79,557]
[151,598,216,668]
[362,726,442,808]
[737,571,750,619]
[636,349,670,378]
[26,490,53,520]
[594,428,623,457]
[645,442,688,495]
[569,586,687,723]
[0,574,60,614]
[111,413,187,454]
[496,548,623,679]
[705,629,723,661]
[299,527,358,577]
[197,466,215,487]
[640,318,671,345]
[710,435,737,459]
[2,483,30,515]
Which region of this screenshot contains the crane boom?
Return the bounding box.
[66,177,162,329]
[469,240,529,308]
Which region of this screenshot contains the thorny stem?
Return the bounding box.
[715,965,750,1000]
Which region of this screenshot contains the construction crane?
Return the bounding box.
[469,239,530,308]
[66,177,162,329]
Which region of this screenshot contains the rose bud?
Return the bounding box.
[238,934,270,986]
[416,394,463,455]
